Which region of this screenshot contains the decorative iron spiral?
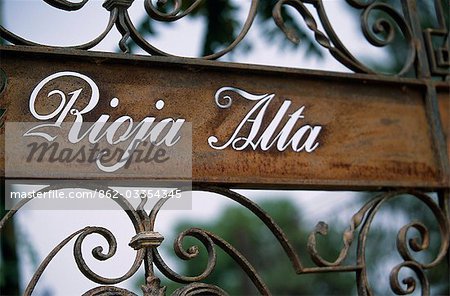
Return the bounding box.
[0,0,258,59]
[273,0,416,76]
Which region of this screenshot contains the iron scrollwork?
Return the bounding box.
[0,186,448,295]
[1,0,449,78]
[273,0,416,76]
[0,0,449,295]
[0,0,259,59]
[423,0,450,77]
[272,0,449,78]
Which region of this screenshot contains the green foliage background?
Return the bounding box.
[147,195,448,295]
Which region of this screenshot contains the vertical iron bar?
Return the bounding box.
[401,0,431,79]
[424,85,450,186]
[438,189,450,290]
[0,180,20,296]
[402,0,450,185]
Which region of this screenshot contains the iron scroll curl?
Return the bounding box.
[0,0,259,59]
[272,0,416,76]
[0,185,448,294]
[2,0,447,78]
[0,1,449,294]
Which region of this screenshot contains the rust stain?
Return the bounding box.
[0,48,447,189]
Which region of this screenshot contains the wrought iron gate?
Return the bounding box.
[0,0,449,295]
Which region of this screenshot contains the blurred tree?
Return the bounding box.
[146,195,448,295]
[153,198,356,295]
[129,0,323,58]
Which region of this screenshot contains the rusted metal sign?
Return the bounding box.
[1,46,449,189]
